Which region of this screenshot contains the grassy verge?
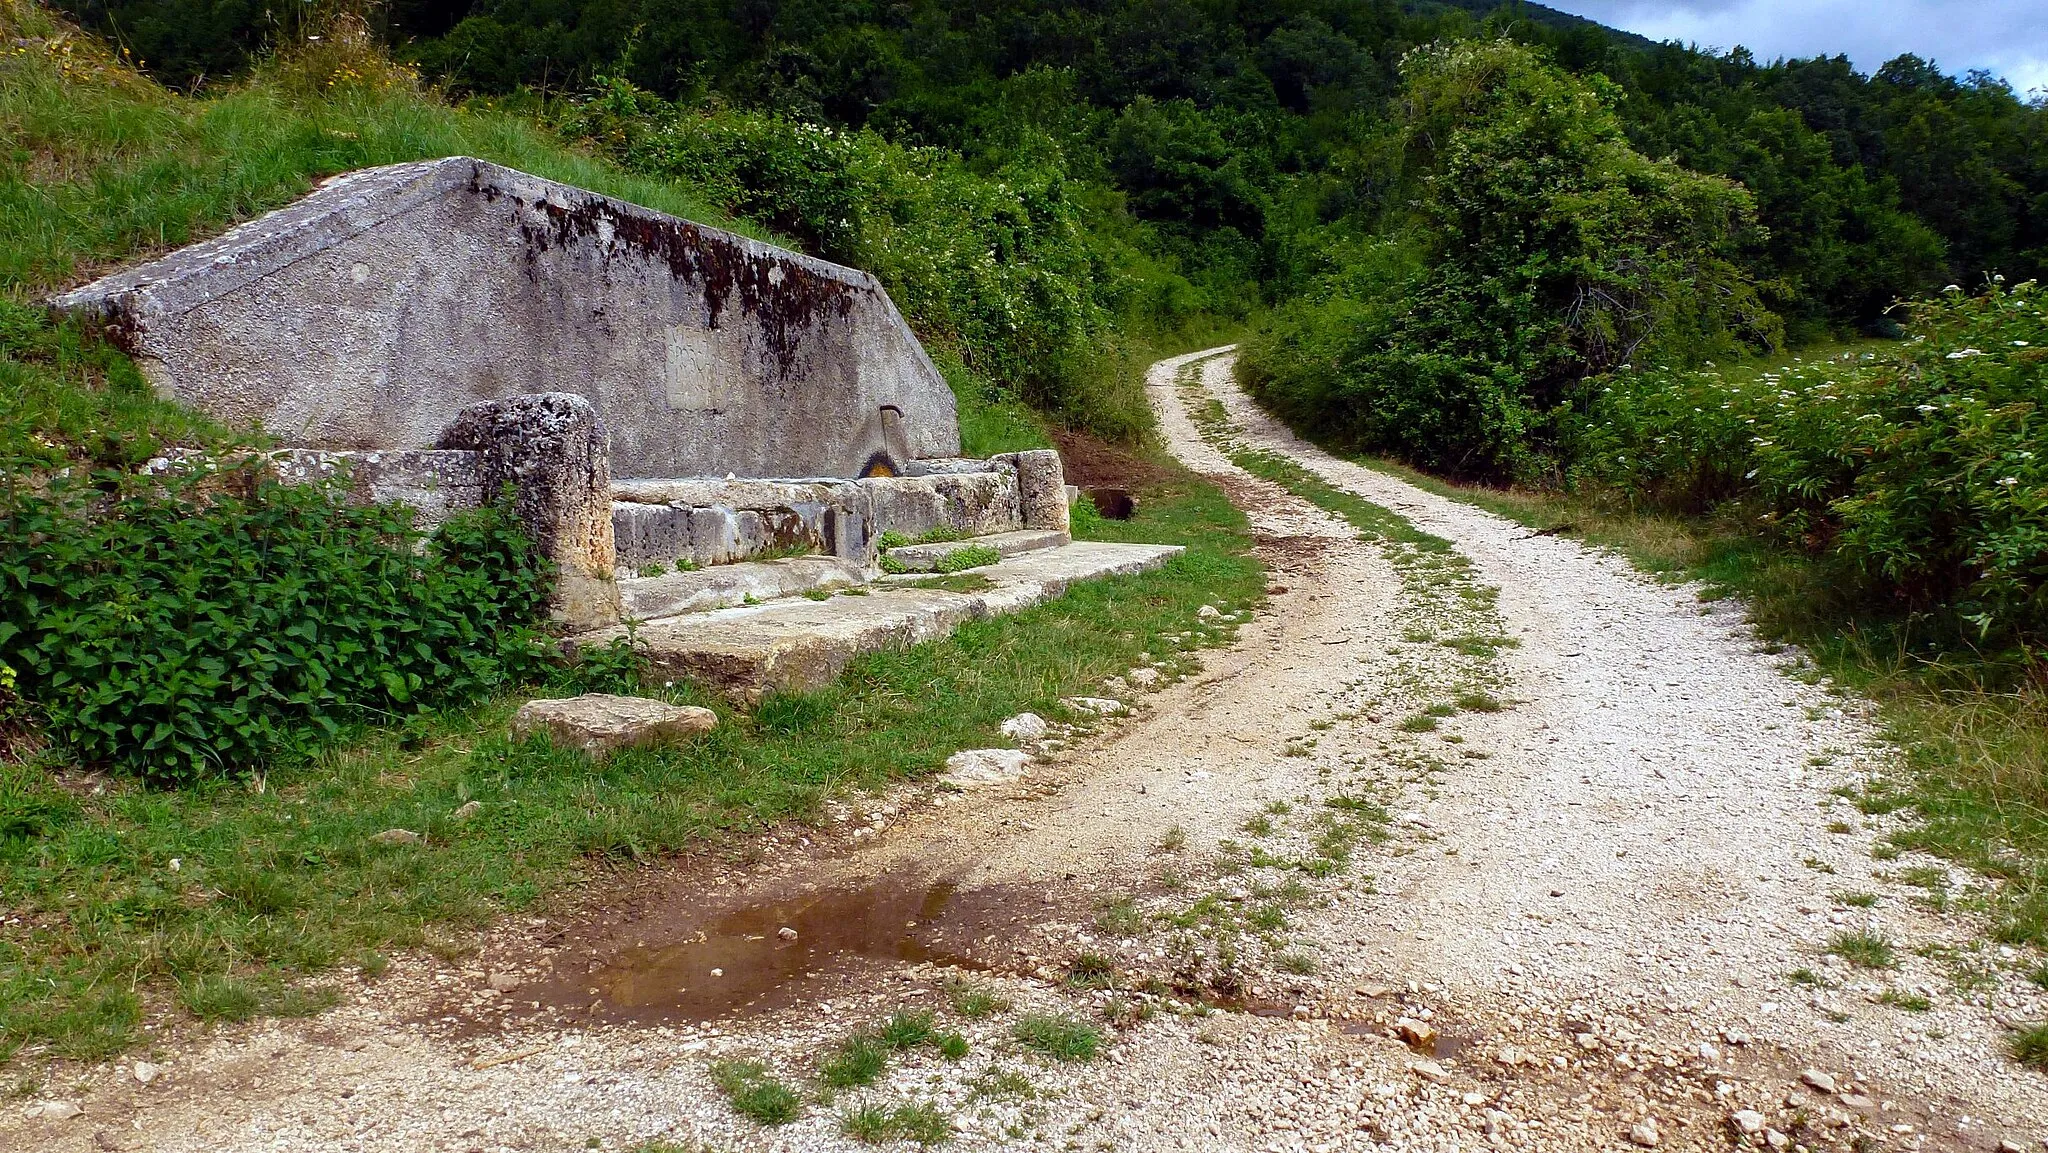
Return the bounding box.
[0,465,1263,1068]
[1343,451,2048,950]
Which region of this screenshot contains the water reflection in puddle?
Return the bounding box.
[555,869,1013,1023]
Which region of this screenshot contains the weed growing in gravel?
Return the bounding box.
[1879,989,1932,1011]
[945,979,1009,1019]
[1156,826,1187,852]
[1013,1014,1102,1061]
[1834,891,1879,908]
[839,1100,953,1145]
[878,1009,937,1050]
[1827,932,1899,970]
[1399,714,1441,733]
[710,1060,801,1125]
[969,1066,1036,1100]
[1248,904,1287,931]
[1276,951,1317,975]
[2009,1024,2048,1070]
[1787,968,1829,987]
[1066,953,1117,988]
[821,1035,890,1088]
[1096,896,1144,936]
[935,1032,969,1060]
[1241,814,1275,836]
[2030,963,2048,990]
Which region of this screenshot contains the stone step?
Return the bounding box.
[616,556,868,620]
[580,541,1183,701]
[882,528,1070,572]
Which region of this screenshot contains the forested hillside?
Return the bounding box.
[62,0,2047,336]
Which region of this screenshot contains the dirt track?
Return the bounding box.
[8,350,2046,1153]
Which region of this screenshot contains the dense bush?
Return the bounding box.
[1572,282,2048,642]
[0,466,552,782]
[1244,39,1776,482]
[561,81,1172,440]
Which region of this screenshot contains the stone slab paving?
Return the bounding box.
[590,540,1181,699]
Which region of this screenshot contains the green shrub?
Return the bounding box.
[1242,39,1775,482]
[0,464,552,782]
[1572,281,2048,644]
[934,544,1002,573]
[559,83,1158,441]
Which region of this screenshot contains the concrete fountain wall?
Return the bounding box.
[50,156,959,480]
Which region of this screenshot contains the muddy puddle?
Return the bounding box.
[540,868,1032,1023]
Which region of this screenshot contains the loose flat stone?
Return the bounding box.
[511,693,717,757]
[944,748,1031,786]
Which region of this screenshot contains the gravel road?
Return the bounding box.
[8,350,2046,1153]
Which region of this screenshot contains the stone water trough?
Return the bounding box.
[51,157,1179,698]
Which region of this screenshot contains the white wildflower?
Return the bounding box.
[1916,405,1938,413]
[1998,477,2020,486]
[1946,348,1985,359]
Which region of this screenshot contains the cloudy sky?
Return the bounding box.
[1542,1,2048,96]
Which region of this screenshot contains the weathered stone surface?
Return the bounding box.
[884,528,1068,572]
[510,693,717,756]
[943,748,1031,786]
[596,541,1182,700]
[999,712,1049,742]
[50,157,959,479]
[1000,449,1070,534]
[440,393,620,626]
[865,471,1022,542]
[611,469,1028,569]
[269,448,485,535]
[618,556,868,619]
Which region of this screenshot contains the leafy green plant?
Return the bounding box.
[1573,282,2048,647]
[934,544,1003,574]
[0,467,551,782]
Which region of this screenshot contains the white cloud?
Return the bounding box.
[1549,0,2048,96]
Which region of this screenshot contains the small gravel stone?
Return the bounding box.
[1732,1110,1767,1135]
[1800,1069,1837,1094]
[1629,1119,1661,1147]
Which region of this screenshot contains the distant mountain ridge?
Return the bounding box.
[1409,0,1661,52]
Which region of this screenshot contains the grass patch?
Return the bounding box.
[839,1101,954,1146]
[877,1009,936,1050]
[1096,896,1143,936]
[821,1034,891,1089]
[2010,1023,2048,1070]
[1012,1013,1101,1062]
[710,1060,802,1125]
[1826,931,1898,970]
[1878,988,1932,1012]
[945,979,1008,1020]
[0,453,1259,1063]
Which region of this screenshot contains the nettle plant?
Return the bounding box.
[0,462,553,783]
[1578,281,2048,641]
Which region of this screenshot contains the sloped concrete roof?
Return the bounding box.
[52,157,959,478]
